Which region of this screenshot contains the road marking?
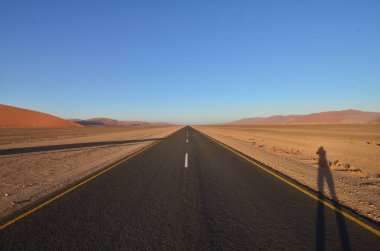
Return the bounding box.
[195,128,380,237]
[0,128,183,231]
[185,153,188,168]
[186,139,188,143]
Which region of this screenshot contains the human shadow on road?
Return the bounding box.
[316,146,351,250]
[0,138,163,156]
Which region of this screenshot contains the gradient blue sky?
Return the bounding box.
[1,1,379,124]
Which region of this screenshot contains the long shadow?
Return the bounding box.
[0,138,163,156]
[316,146,351,250]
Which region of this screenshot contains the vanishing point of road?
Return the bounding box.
[1,127,379,250]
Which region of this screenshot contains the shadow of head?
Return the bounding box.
[316,146,329,169]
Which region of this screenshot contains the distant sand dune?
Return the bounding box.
[0,104,82,128]
[229,109,380,125]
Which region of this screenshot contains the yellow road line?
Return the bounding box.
[0,128,181,231]
[195,128,380,237]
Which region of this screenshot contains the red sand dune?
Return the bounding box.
[229,110,380,125]
[0,104,83,128]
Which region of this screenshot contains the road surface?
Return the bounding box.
[1,127,379,250]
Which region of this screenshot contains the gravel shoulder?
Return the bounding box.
[0,126,182,219]
[194,125,380,222]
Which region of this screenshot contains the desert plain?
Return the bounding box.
[1,123,379,225]
[0,125,181,219]
[194,124,380,222]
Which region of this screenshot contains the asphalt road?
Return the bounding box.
[1,127,379,250]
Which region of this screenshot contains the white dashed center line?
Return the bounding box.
[185,153,188,168]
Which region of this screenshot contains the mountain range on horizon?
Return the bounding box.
[1,104,380,128]
[0,104,173,128]
[228,109,380,125]
[69,118,172,127]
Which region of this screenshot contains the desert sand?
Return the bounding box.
[194,125,380,222]
[0,104,82,128]
[0,125,182,219]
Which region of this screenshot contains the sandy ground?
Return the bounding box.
[0,126,182,219]
[194,125,380,222]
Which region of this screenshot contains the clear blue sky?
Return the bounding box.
[1,1,379,124]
